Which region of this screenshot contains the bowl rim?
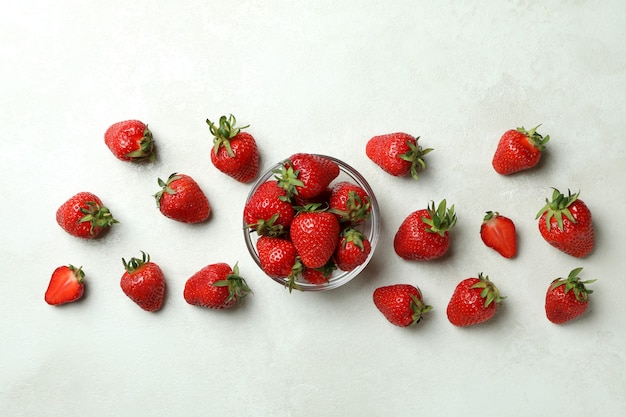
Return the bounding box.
[243,154,380,291]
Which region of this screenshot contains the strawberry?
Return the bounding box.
[301,264,335,285]
[545,267,595,324]
[256,236,300,278]
[365,132,432,180]
[492,125,549,175]
[56,192,118,239]
[244,180,295,236]
[44,265,85,305]
[104,119,155,162]
[446,273,503,327]
[184,263,251,309]
[480,211,517,258]
[393,199,457,261]
[154,173,211,223]
[276,153,340,200]
[328,181,371,225]
[206,114,259,183]
[120,252,166,312]
[373,284,432,327]
[290,206,340,269]
[536,188,594,258]
[334,228,371,271]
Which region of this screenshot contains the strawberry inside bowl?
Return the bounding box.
[243,154,380,291]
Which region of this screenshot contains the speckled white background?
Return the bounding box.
[2,1,625,416]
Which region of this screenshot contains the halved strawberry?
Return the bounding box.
[480,211,517,258]
[45,265,85,306]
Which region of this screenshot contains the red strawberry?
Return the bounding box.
[104,119,155,162]
[276,153,339,200]
[492,125,549,175]
[206,114,259,183]
[394,200,456,261]
[328,181,371,225]
[446,273,503,327]
[184,263,251,309]
[301,262,336,285]
[154,173,211,223]
[244,180,295,236]
[545,267,595,324]
[480,211,517,258]
[536,188,594,258]
[366,132,432,180]
[373,284,432,327]
[120,252,166,312]
[56,192,118,239]
[334,228,371,271]
[44,265,85,306]
[290,207,340,269]
[256,236,300,278]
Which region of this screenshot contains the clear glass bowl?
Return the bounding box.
[243,155,380,291]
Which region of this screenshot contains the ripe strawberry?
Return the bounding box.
[244,180,295,236]
[44,265,85,306]
[301,268,330,285]
[536,188,594,257]
[290,207,340,269]
[120,252,166,312]
[154,173,211,223]
[365,132,433,180]
[334,228,371,271]
[56,192,118,239]
[276,153,340,200]
[446,273,503,327]
[328,181,371,225]
[104,119,155,162]
[206,114,259,183]
[256,236,300,278]
[480,211,517,258]
[492,125,549,175]
[373,284,432,327]
[394,199,457,261]
[545,267,595,324]
[184,263,251,309]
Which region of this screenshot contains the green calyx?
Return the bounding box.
[68,265,85,283]
[79,201,119,235]
[409,292,433,324]
[154,173,182,208]
[339,227,367,251]
[246,213,287,238]
[331,191,371,225]
[212,263,253,304]
[273,161,304,202]
[550,267,596,302]
[398,138,433,181]
[517,124,550,151]
[536,188,579,231]
[122,251,150,274]
[125,126,156,162]
[470,273,505,308]
[422,199,457,236]
[285,258,305,293]
[206,114,249,158]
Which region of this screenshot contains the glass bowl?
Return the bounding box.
[243,155,380,291]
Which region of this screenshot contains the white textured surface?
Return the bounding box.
[2,1,625,416]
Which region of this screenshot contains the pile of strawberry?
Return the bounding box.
[367,128,597,328]
[244,153,374,291]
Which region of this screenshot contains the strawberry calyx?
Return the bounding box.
[331,191,371,225]
[212,263,253,304]
[246,213,288,237]
[470,273,505,308]
[125,126,155,162]
[409,292,433,324]
[78,201,118,235]
[206,114,249,158]
[339,227,367,251]
[535,188,579,231]
[122,251,150,274]
[422,199,457,236]
[550,267,596,302]
[154,173,182,207]
[517,125,550,151]
[68,264,85,283]
[398,138,434,181]
[483,211,498,222]
[285,258,305,293]
[274,162,304,202]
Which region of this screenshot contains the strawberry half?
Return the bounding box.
[480,211,517,258]
[45,265,85,306]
